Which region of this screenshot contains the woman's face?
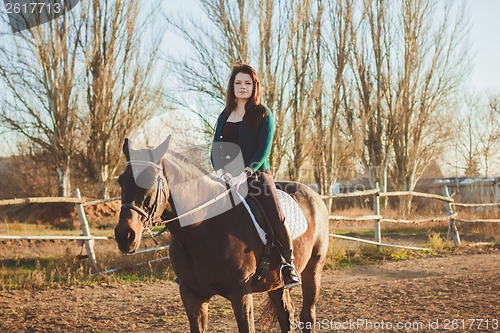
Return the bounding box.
[234,72,253,102]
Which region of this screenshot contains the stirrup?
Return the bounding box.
[280,262,301,289]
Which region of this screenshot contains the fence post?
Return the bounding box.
[73,189,99,272]
[443,186,460,245]
[373,183,381,243]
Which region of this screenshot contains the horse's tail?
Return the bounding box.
[258,297,278,329]
[282,288,295,317]
[258,289,295,331]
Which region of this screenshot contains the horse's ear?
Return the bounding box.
[152,135,171,163]
[123,138,134,161]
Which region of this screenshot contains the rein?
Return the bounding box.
[121,160,232,243]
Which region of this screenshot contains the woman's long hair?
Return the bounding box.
[224,64,268,129]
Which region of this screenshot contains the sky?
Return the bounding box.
[464,0,500,91]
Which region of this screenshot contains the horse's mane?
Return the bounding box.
[163,149,218,184]
[161,149,231,226]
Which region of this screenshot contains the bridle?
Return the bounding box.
[121,159,233,245]
[121,160,167,244]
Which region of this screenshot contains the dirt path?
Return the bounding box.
[1,252,498,332]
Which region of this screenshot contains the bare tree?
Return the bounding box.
[165,0,251,105]
[286,0,316,180]
[164,0,473,195]
[454,92,500,177]
[159,0,257,161]
[165,0,305,178]
[455,93,482,177]
[481,94,500,176]
[347,0,470,196]
[389,0,470,193]
[0,8,84,196]
[346,0,395,193]
[257,0,293,176]
[310,0,355,196]
[81,0,164,198]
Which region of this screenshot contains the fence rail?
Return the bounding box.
[0,189,113,272]
[329,215,382,221]
[452,202,500,207]
[329,234,431,251]
[325,185,498,247]
[0,197,84,206]
[321,188,380,199]
[83,197,120,207]
[380,214,455,224]
[379,191,453,202]
[0,235,108,240]
[454,218,500,223]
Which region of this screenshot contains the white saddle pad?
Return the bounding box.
[237,190,308,245]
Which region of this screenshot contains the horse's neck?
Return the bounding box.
[161,155,261,259]
[162,154,227,229]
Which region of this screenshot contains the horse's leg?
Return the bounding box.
[299,258,324,333]
[179,283,210,333]
[268,288,294,333]
[229,292,255,333]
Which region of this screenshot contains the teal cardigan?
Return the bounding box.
[211,106,274,172]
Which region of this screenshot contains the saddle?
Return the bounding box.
[236,190,307,280]
[239,190,307,245]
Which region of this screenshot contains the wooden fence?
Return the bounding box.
[0,189,114,272]
[1,186,498,273]
[322,185,500,249]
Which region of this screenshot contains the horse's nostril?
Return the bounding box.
[128,230,135,243]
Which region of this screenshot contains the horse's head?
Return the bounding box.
[114,136,171,253]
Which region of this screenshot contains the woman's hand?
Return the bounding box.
[216,169,232,183]
[219,172,232,183]
[228,172,248,190]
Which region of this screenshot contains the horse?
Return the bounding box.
[114,137,330,333]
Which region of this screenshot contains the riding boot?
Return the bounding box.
[273,222,301,289]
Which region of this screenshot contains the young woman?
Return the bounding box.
[211,64,301,289]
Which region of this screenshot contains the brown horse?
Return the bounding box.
[114,137,329,333]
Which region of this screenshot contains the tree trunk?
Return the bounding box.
[98,139,110,199]
[97,168,110,199]
[56,165,71,197]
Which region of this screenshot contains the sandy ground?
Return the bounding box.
[1,251,498,333]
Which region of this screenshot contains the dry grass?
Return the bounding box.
[0,221,111,237]
[427,232,453,250]
[325,237,423,270]
[0,220,174,290]
[0,239,175,290]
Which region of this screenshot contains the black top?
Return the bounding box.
[221,121,241,144]
[214,121,243,176]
